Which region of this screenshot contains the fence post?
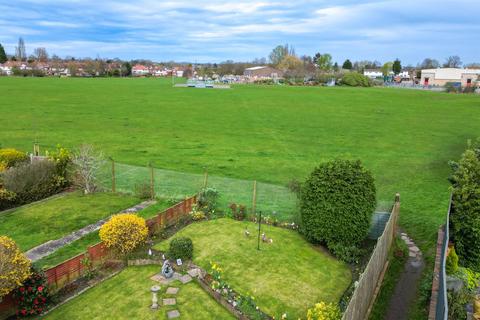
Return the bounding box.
[203,168,208,189]
[111,158,116,193]
[150,163,155,200]
[252,180,257,215]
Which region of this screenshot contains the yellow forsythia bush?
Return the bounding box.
[306,302,342,320]
[0,148,28,168]
[0,236,32,298]
[99,214,148,255]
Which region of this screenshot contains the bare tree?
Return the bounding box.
[15,37,26,61]
[33,47,49,62]
[71,145,105,194]
[443,55,462,68]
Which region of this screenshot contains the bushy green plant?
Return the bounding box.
[445,82,461,93]
[306,301,342,320]
[449,140,480,271]
[300,159,376,249]
[447,288,471,320]
[229,203,247,221]
[2,160,63,204]
[47,145,71,186]
[446,246,459,275]
[340,72,372,87]
[0,188,17,210]
[0,148,28,168]
[455,267,480,291]
[13,268,51,317]
[328,243,364,264]
[134,182,151,200]
[168,237,193,261]
[198,187,218,215]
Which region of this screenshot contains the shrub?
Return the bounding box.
[449,141,480,270]
[134,182,151,200]
[189,205,206,221]
[2,160,61,203]
[99,214,148,256]
[0,236,31,298]
[0,148,28,168]
[47,145,71,186]
[300,159,376,248]
[0,188,17,210]
[13,268,51,317]
[168,237,193,261]
[328,243,364,264]
[447,288,472,320]
[340,72,372,87]
[446,246,459,275]
[229,203,247,221]
[306,301,342,320]
[198,187,219,215]
[445,82,461,93]
[455,267,480,291]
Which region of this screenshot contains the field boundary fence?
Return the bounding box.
[428,196,451,320]
[342,193,400,320]
[98,161,298,221]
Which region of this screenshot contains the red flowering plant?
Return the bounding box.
[13,268,51,317]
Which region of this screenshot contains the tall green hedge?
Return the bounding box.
[300,159,376,248]
[449,141,480,271]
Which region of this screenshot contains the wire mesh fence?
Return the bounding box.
[98,162,298,221]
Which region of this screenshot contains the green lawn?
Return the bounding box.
[154,218,351,319]
[44,266,235,320]
[0,191,139,251]
[34,199,172,269]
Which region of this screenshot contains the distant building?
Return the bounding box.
[0,64,12,75]
[243,66,283,79]
[363,69,383,79]
[132,64,150,76]
[420,68,480,87]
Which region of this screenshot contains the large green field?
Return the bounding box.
[1,77,479,256]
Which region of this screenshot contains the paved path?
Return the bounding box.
[26,200,156,261]
[385,232,424,320]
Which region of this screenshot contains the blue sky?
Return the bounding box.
[1,0,479,64]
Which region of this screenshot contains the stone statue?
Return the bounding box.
[161,260,174,278]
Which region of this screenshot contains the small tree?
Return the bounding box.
[449,140,480,270]
[0,43,7,64]
[71,144,105,194]
[99,214,148,256]
[342,59,353,70]
[300,159,376,248]
[392,59,402,75]
[0,236,31,299]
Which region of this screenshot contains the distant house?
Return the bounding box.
[132,64,150,76]
[420,68,480,87]
[243,66,283,79]
[0,64,12,75]
[363,69,383,79]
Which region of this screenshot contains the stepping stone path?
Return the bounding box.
[166,287,179,295]
[180,274,192,284]
[385,231,424,320]
[26,200,156,261]
[163,298,176,306]
[151,272,182,285]
[187,268,201,278]
[167,310,180,319]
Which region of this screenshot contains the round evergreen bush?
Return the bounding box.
[168,237,193,261]
[300,159,376,247]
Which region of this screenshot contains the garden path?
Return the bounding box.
[385,232,424,320]
[25,200,156,262]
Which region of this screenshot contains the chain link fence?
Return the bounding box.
[98,162,298,221]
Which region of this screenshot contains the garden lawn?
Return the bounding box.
[0,191,139,251]
[154,218,351,319]
[34,198,172,269]
[44,265,234,320]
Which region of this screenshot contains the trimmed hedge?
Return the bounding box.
[168,237,193,261]
[340,72,372,87]
[300,159,376,248]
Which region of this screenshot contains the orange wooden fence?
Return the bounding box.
[0,195,196,316]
